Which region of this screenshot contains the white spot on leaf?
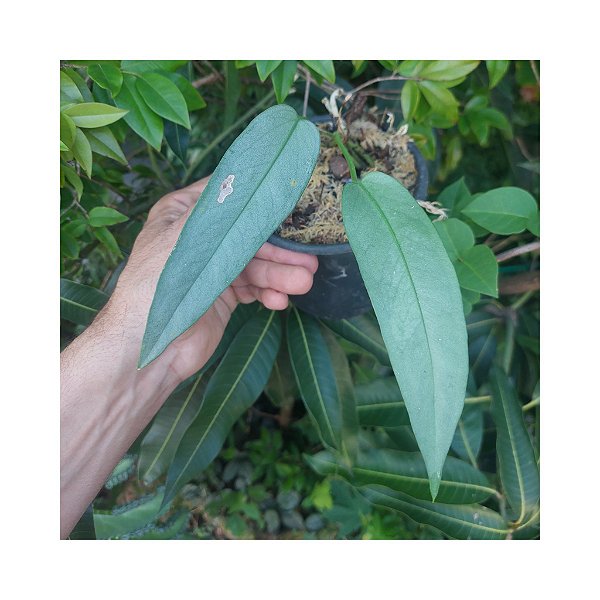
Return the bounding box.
[217,174,235,203]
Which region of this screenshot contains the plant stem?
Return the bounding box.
[496,241,540,263]
[302,72,311,118]
[464,395,492,405]
[502,314,516,373]
[522,397,540,412]
[333,132,358,183]
[183,90,275,184]
[511,290,535,310]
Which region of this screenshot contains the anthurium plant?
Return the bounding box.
[61,60,540,540]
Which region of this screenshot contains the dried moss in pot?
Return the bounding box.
[277,112,419,244]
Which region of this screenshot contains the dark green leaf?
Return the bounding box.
[271,60,297,103]
[451,404,484,467]
[60,112,76,149]
[61,163,83,200]
[360,485,507,540]
[224,61,241,129]
[454,245,498,297]
[162,309,281,506]
[87,63,123,95]
[235,60,256,69]
[136,72,190,129]
[68,504,96,540]
[355,377,409,427]
[527,210,540,236]
[138,371,210,484]
[114,75,164,150]
[462,187,538,234]
[486,60,510,89]
[354,448,495,504]
[256,60,282,82]
[164,120,189,164]
[288,308,357,460]
[302,60,335,82]
[60,278,109,326]
[83,127,127,164]
[342,172,468,499]
[139,105,319,367]
[490,368,540,524]
[437,177,472,215]
[63,102,128,128]
[166,72,207,111]
[87,206,128,227]
[321,314,390,366]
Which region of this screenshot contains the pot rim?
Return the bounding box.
[269,115,429,256]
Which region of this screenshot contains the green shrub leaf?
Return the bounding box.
[302,60,336,83]
[139,105,319,368]
[71,128,93,177]
[451,404,484,467]
[462,187,538,234]
[342,172,468,499]
[63,102,128,128]
[136,72,191,129]
[433,218,475,262]
[419,60,480,82]
[88,64,123,96]
[355,377,410,427]
[83,127,127,165]
[162,309,281,507]
[87,206,129,227]
[256,60,283,82]
[114,75,164,150]
[454,245,499,297]
[486,60,510,89]
[271,60,297,103]
[400,80,420,121]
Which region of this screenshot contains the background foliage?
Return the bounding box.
[61,60,540,540]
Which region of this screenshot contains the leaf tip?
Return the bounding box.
[429,471,441,502]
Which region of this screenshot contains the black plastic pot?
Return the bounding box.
[269,122,429,320]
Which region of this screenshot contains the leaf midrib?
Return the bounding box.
[148,116,301,361]
[355,180,438,450]
[293,308,337,445]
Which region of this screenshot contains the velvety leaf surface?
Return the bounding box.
[162,309,281,506]
[342,172,468,498]
[139,105,319,367]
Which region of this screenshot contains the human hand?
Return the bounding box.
[107,176,318,392]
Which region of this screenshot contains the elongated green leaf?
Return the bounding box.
[304,449,350,478]
[138,371,210,484]
[83,126,127,164]
[321,314,390,366]
[486,60,510,89]
[162,309,281,506]
[60,112,76,149]
[360,485,507,540]
[400,80,420,121]
[63,67,94,101]
[166,72,207,111]
[136,72,191,129]
[72,128,92,177]
[462,187,538,234]
[417,81,459,122]
[94,489,170,540]
[88,63,123,95]
[69,504,96,540]
[93,226,122,257]
[342,172,468,499]
[114,75,164,150]
[63,102,128,128]
[271,60,297,103]
[256,60,282,82]
[139,105,319,367]
[454,245,499,297]
[87,206,128,227]
[121,60,187,73]
[164,120,189,163]
[355,377,409,427]
[60,70,84,106]
[433,218,475,262]
[355,448,495,504]
[419,60,480,81]
[451,404,484,467]
[490,368,540,524]
[287,307,357,459]
[302,60,335,83]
